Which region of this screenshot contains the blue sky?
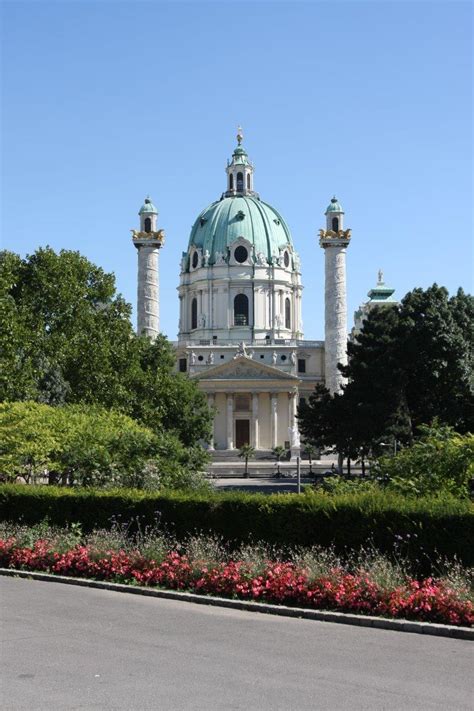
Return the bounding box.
[2,1,472,340]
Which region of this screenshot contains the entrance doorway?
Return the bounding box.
[235,419,250,449]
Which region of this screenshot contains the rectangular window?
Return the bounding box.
[298,358,306,373]
[179,358,187,373]
[235,393,251,411]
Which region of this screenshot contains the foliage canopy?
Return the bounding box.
[0,248,212,451]
[298,285,473,462]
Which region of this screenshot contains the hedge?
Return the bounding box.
[1,485,473,569]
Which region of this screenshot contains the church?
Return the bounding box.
[131,129,354,456]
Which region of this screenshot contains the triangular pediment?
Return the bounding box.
[191,356,300,381]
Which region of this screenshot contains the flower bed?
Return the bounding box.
[1,537,472,627]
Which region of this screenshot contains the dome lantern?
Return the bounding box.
[138,196,158,233]
[325,196,344,232]
[225,126,256,197]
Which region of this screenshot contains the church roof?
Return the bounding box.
[325,196,344,213]
[367,271,397,303]
[187,194,294,266]
[138,197,158,215]
[229,145,251,166]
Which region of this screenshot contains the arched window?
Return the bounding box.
[237,172,244,191]
[144,217,152,233]
[247,174,250,189]
[332,217,339,232]
[191,298,198,330]
[234,293,249,326]
[229,174,233,190]
[285,297,291,329]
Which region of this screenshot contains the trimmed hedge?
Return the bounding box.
[0,485,473,569]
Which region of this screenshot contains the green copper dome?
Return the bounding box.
[325,196,344,213]
[186,195,294,267]
[138,197,158,215]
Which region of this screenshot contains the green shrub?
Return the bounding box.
[0,401,209,491]
[376,423,474,498]
[0,484,472,571]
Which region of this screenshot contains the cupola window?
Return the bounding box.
[191,298,198,329]
[332,217,339,232]
[247,174,250,189]
[144,217,152,233]
[192,251,199,269]
[237,172,244,191]
[229,174,233,190]
[285,297,291,329]
[234,246,248,263]
[234,293,249,326]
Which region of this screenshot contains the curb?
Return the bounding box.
[1,568,472,640]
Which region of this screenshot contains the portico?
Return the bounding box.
[191,356,301,452]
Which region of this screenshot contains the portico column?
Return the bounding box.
[207,394,215,451]
[251,393,259,449]
[288,390,298,431]
[271,392,278,448]
[226,393,234,450]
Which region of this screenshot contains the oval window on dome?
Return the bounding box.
[283,251,290,268]
[234,246,248,263]
[192,251,199,269]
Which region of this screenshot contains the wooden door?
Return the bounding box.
[235,419,250,449]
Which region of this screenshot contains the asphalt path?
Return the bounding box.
[1,577,473,710]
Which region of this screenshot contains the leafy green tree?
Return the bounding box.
[303,443,317,474]
[299,285,473,465]
[272,445,287,477]
[0,401,62,483]
[0,401,209,491]
[238,444,255,478]
[0,248,212,450]
[298,385,360,475]
[376,423,474,498]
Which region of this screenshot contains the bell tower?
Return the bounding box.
[131,197,165,340]
[319,197,351,393]
[225,126,257,196]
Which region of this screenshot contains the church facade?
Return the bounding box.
[132,129,352,455]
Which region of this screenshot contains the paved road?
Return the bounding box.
[1,578,473,710]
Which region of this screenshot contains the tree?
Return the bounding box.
[0,248,213,451]
[298,285,473,461]
[238,444,255,478]
[376,422,474,498]
[0,401,209,490]
[304,443,317,475]
[298,385,361,475]
[272,445,287,477]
